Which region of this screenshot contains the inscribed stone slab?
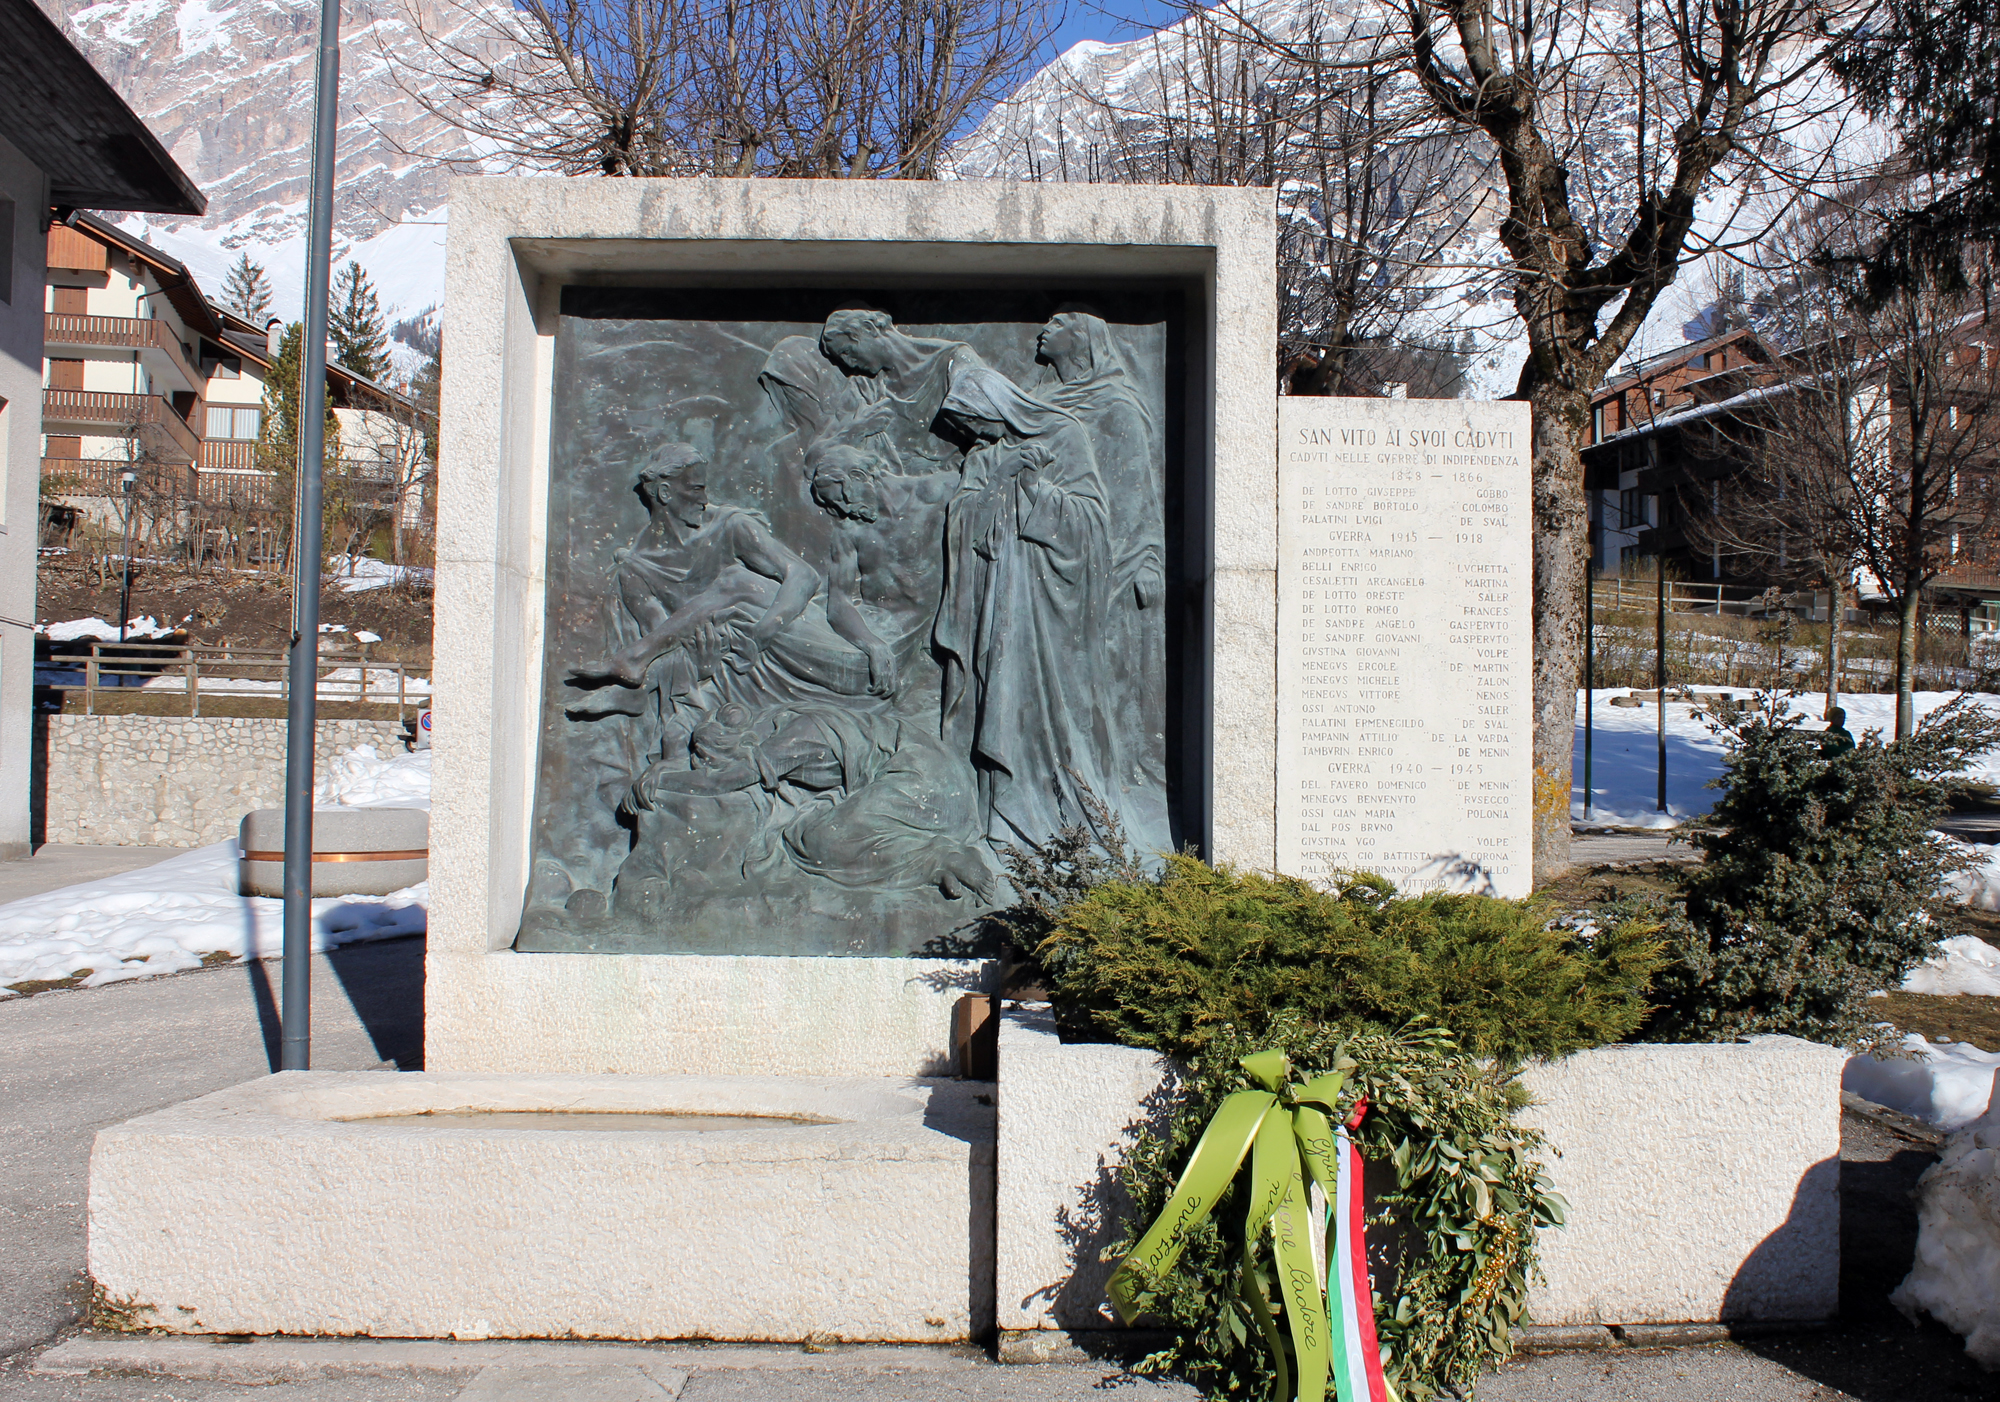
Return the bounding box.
[1276,398,1532,896]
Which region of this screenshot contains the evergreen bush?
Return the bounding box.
[1635,693,2000,1048]
[1034,856,1661,1066]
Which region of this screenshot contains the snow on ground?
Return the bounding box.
[1846,1035,2000,1131]
[316,744,431,809]
[1890,1103,2000,1368]
[0,744,432,996]
[1572,688,2000,827]
[327,555,435,594]
[38,616,175,642]
[1904,936,2000,996]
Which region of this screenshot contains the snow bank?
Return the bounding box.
[1845,1035,2000,1130]
[0,743,433,996]
[0,841,425,993]
[1891,1096,2000,1368]
[1904,935,2000,996]
[315,744,432,810]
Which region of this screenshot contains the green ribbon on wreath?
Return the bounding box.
[1107,1049,1352,1402]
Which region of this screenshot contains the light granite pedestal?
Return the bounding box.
[89,1072,994,1342]
[995,1009,1845,1352]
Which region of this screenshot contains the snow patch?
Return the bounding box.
[1891,1098,2000,1368]
[1845,1035,2000,1131]
[0,842,425,992]
[327,554,435,594]
[0,743,431,995]
[1904,936,2000,997]
[39,616,173,642]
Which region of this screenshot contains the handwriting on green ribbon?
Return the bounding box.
[1107,1050,1355,1402]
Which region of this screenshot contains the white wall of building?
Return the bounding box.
[0,135,49,857]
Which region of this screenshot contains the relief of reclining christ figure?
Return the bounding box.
[523,290,1177,957]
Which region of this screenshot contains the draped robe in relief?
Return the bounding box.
[1040,316,1170,811]
[933,370,1123,850]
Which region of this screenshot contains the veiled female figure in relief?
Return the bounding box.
[933,364,1138,852]
[1037,310,1170,813]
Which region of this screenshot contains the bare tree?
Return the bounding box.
[1839,277,2000,735]
[1687,356,1878,718]
[1391,0,1867,878]
[393,0,1051,179]
[961,4,1496,395]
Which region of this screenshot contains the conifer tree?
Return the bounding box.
[259,321,344,527]
[329,262,391,382]
[222,253,274,324]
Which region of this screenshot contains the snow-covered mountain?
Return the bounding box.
[39,0,486,357]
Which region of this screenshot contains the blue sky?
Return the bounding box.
[1043,0,1183,56]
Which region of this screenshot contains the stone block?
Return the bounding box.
[89,1071,995,1342]
[995,1011,1843,1334]
[238,807,429,897]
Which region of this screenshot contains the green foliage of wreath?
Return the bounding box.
[1115,1019,1565,1402]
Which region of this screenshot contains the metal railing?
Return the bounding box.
[43,640,428,720]
[44,313,203,392]
[1589,576,1802,615]
[42,389,200,462]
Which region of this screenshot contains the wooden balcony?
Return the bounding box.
[42,389,200,463]
[200,439,257,471]
[45,314,202,393]
[41,457,197,500]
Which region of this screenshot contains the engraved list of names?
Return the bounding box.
[1276,398,1533,898]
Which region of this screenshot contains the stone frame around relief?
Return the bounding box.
[428,178,1276,1077]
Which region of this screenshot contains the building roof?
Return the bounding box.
[63,211,222,336]
[1594,326,1775,404]
[0,0,203,216]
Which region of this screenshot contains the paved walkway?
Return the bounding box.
[0,846,188,905]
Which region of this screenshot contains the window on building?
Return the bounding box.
[50,285,87,315]
[1693,352,1710,370]
[1620,488,1651,530]
[204,406,262,440]
[1592,403,1605,443]
[209,356,241,380]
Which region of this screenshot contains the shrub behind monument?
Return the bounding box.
[1634,695,2000,1049]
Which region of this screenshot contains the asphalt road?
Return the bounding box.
[0,937,424,1362]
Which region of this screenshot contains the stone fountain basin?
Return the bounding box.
[88,1071,994,1342]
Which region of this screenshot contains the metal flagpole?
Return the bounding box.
[1656,559,1668,815]
[281,0,341,1072]
[1584,562,1594,819]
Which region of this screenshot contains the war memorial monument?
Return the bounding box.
[94,178,1837,1354]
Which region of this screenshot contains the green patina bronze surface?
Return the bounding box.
[518,287,1185,957]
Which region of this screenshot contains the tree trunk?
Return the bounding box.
[1825,579,1845,716]
[1528,379,1591,884]
[1897,580,1921,738]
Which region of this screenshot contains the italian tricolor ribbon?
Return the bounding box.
[1330,1104,1390,1402]
[1106,1051,1394,1402]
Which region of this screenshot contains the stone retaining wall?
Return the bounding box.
[42,715,410,847]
